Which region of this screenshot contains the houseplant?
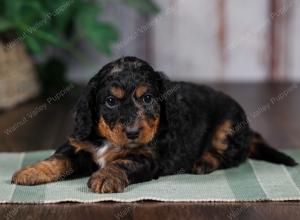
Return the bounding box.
[0,0,158,108]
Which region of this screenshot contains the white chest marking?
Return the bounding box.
[96,141,119,168]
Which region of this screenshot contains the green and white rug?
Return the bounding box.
[0,150,300,203]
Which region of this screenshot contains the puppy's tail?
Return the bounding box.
[249,131,298,166]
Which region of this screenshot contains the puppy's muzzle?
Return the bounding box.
[124,126,140,140]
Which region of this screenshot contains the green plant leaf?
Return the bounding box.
[23,36,43,54]
[16,23,62,46]
[2,0,23,20]
[77,5,119,55]
[42,0,75,33]
[20,1,46,22]
[0,0,159,59]
[0,19,13,31]
[121,0,159,15]
[91,22,119,55]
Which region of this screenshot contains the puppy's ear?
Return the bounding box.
[158,73,182,131]
[155,71,169,94]
[70,76,98,140]
[156,71,168,81]
[156,71,169,83]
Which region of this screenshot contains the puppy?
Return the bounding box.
[12,57,297,193]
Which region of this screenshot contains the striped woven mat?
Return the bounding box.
[0,150,300,203]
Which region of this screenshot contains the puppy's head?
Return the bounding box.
[71,57,166,147]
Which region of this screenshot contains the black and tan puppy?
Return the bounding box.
[12,57,297,193]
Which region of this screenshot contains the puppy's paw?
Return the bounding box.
[11,158,72,185]
[12,166,51,185]
[88,168,129,193]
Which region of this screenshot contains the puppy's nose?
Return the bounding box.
[125,126,140,140]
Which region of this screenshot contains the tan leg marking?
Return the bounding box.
[193,152,220,174]
[11,155,73,185]
[249,132,264,156]
[212,120,232,153]
[69,138,96,153]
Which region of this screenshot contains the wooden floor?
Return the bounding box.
[0,83,299,220]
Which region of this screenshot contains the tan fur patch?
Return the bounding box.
[193,152,220,174]
[111,86,125,99]
[11,156,73,185]
[104,146,154,164]
[135,85,148,98]
[139,115,160,144]
[100,147,129,164]
[98,117,129,146]
[69,138,96,154]
[98,115,159,146]
[249,133,264,156]
[212,120,232,153]
[202,153,220,169]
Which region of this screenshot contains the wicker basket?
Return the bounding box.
[0,41,40,110]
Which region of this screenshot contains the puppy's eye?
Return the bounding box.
[105,96,118,108]
[143,94,153,105]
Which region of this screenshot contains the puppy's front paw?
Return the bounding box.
[88,168,129,193]
[12,166,50,185]
[11,157,72,185]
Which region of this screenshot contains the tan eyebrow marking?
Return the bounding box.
[135,85,148,98]
[111,86,125,99]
